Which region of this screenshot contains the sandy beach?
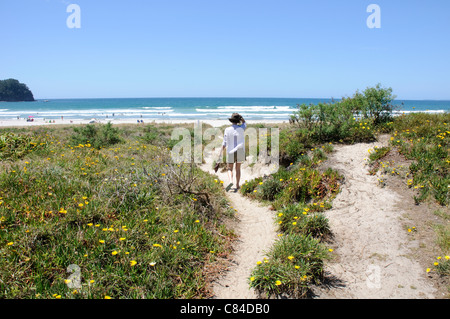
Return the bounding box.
[0,118,288,128]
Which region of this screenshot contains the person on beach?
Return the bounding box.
[221,113,246,191]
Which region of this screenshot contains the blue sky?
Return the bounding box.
[1,0,449,99]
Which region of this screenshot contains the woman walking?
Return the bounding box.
[221,113,246,191]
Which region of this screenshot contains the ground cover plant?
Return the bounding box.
[389,113,450,206]
[242,84,450,298]
[0,123,235,299]
[348,111,450,291]
[242,145,341,298]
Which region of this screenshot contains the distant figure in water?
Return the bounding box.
[219,113,246,192]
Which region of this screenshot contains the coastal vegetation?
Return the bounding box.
[0,79,35,102]
[242,84,449,297]
[0,123,235,299]
[0,84,448,299]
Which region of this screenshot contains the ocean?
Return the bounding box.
[0,98,448,122]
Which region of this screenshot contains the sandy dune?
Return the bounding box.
[200,136,438,299]
[312,137,436,299]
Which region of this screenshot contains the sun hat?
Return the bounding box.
[228,113,242,124]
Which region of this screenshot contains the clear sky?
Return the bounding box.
[1,0,449,100]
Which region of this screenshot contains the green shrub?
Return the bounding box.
[353,83,397,125]
[289,84,394,145]
[0,132,47,160]
[277,204,331,239]
[249,234,329,298]
[71,122,122,149]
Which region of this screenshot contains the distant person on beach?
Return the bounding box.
[220,113,246,191]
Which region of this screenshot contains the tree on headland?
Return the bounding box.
[0,79,35,102]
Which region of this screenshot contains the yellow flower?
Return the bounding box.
[119,237,126,241]
[64,279,71,284]
[104,296,112,299]
[294,265,300,269]
[55,295,61,299]
[6,242,13,246]
[288,256,294,260]
[111,251,118,255]
[174,229,179,233]
[99,240,105,244]
[256,261,262,265]
[426,268,431,273]
[153,243,162,248]
[329,249,334,252]
[250,277,255,281]
[275,280,282,286]
[195,220,200,223]
[130,260,137,267]
[87,223,93,227]
[150,262,156,267]
[292,222,297,226]
[434,262,439,266]
[78,203,84,207]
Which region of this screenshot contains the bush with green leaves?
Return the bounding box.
[0,132,48,160]
[289,84,395,146]
[249,233,329,298]
[71,122,122,149]
[277,204,331,239]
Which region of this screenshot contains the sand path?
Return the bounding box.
[200,156,278,299]
[313,137,437,299]
[200,136,437,299]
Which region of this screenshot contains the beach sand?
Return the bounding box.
[0,118,288,128]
